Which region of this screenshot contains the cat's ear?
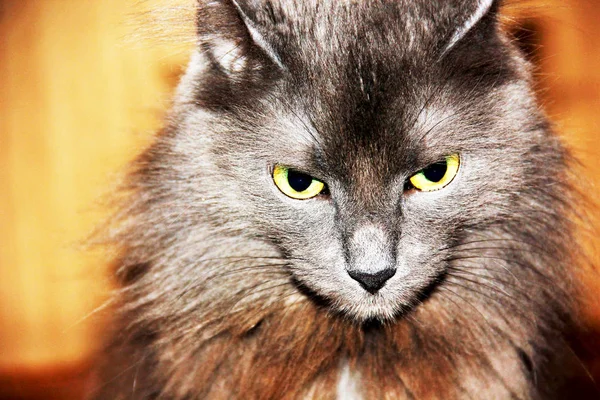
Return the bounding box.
[195,0,284,76]
[443,0,500,55]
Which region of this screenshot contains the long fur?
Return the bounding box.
[90,1,597,399]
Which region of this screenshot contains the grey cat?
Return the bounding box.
[91,0,597,399]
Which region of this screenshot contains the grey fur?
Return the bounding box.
[90,1,597,399]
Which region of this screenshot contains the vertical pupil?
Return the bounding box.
[423,160,448,182]
[287,170,313,192]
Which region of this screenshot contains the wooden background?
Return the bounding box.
[0,0,599,397]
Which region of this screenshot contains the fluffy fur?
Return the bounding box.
[91,1,597,398]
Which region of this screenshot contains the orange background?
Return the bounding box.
[0,0,599,398]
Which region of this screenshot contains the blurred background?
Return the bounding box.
[0,0,598,399]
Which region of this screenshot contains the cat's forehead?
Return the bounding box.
[246,0,504,190]
[243,0,492,63]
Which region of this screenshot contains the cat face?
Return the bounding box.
[158,0,557,322]
[201,87,537,322]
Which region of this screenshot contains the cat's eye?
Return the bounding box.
[408,154,460,192]
[272,165,326,200]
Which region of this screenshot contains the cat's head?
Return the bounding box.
[129,0,567,323]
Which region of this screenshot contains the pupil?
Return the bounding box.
[423,161,447,182]
[287,170,313,192]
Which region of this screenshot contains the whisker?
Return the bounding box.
[443,254,554,283]
[436,286,496,334]
[64,297,116,332]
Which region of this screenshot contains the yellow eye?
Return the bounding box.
[409,154,460,192]
[273,165,326,199]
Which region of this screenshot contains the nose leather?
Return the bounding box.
[347,268,396,294]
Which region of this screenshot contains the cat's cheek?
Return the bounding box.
[401,165,471,232]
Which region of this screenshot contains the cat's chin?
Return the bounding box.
[295,284,413,322]
[334,292,416,322]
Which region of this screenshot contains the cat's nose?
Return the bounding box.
[346,224,397,294]
[347,268,396,294]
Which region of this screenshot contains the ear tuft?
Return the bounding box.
[196,0,284,75]
[229,0,285,70]
[443,0,498,55]
[206,37,247,75]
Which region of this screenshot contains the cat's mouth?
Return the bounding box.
[290,271,446,322]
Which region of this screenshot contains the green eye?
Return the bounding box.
[409,154,460,192]
[273,165,326,200]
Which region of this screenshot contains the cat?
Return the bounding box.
[90,0,598,399]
